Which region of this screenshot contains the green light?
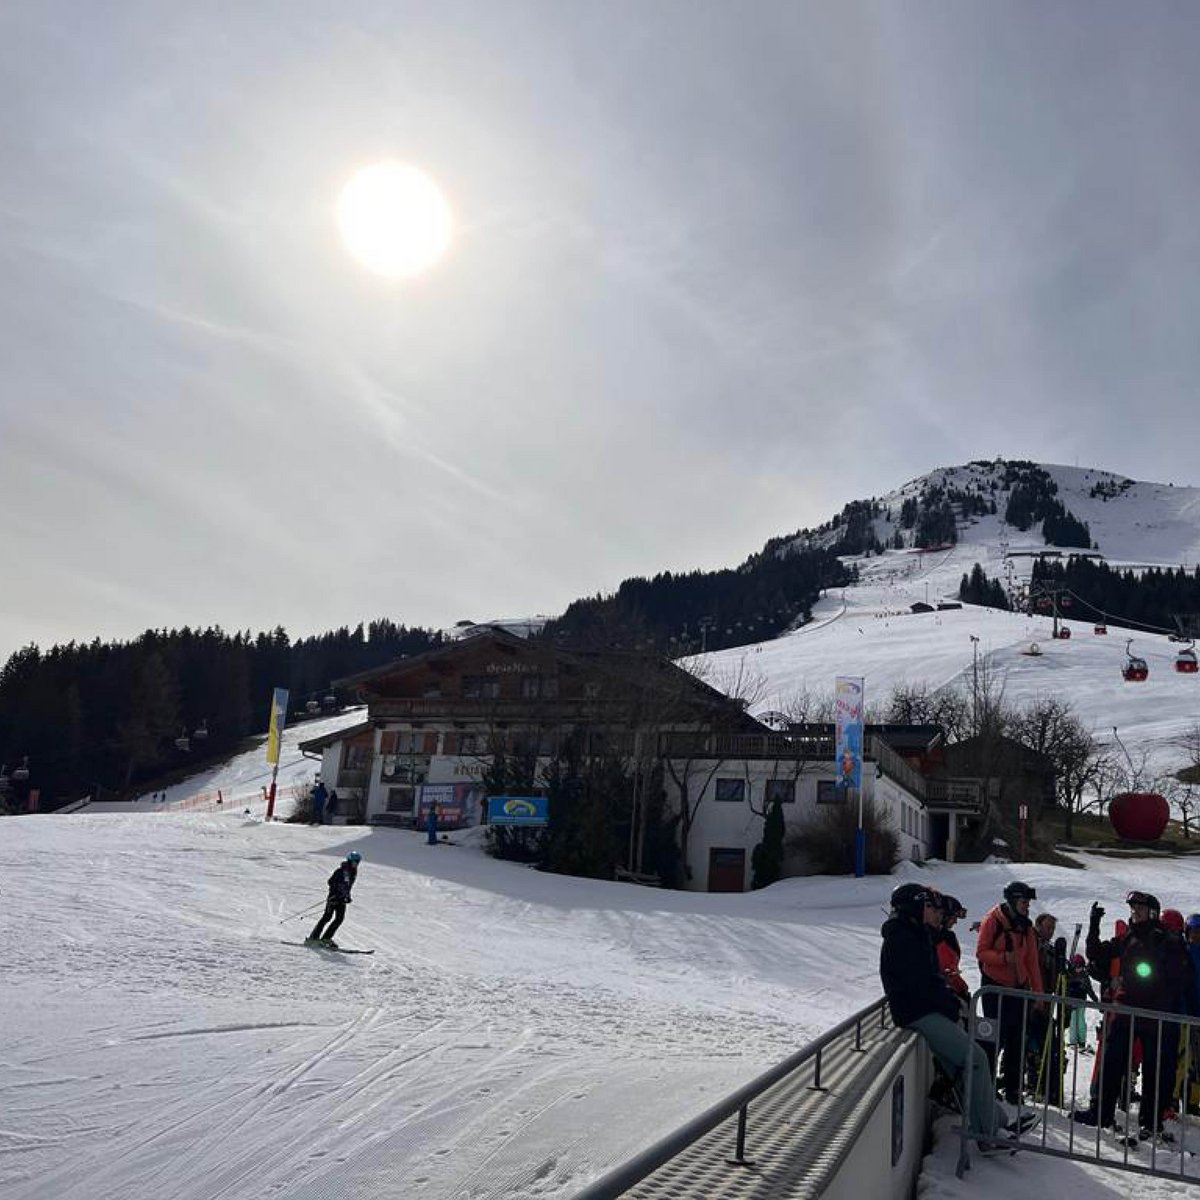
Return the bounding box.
[1135,962,1152,979]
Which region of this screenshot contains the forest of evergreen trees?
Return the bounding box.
[1002,462,1092,548]
[0,620,441,809]
[958,563,1011,610]
[1031,557,1200,633]
[541,542,851,655]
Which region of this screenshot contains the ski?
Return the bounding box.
[281,940,375,955]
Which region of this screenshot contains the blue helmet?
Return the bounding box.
[1186,913,1200,930]
[345,850,362,864]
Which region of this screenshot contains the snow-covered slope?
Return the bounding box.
[4,810,1200,1199]
[701,461,1200,782]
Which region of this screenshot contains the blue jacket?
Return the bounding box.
[1186,942,1200,1016]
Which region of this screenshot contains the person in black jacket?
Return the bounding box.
[307,850,362,948]
[881,882,1031,1143]
[1074,890,1194,1136]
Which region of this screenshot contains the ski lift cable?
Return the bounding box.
[1057,586,1181,637]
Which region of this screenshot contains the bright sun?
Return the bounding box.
[335,161,453,278]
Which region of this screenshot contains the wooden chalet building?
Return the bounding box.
[299,628,935,891]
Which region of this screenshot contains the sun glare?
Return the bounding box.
[336,161,453,278]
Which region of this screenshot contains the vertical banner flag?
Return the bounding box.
[834,676,865,790]
[266,688,289,765]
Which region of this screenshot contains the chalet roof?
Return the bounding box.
[935,734,1055,777]
[297,720,373,755]
[334,627,762,726]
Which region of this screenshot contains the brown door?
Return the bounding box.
[708,847,746,893]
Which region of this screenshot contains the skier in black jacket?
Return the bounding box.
[881,882,1033,1144]
[1074,890,1194,1137]
[307,850,362,948]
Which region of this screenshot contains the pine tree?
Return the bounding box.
[751,797,785,889]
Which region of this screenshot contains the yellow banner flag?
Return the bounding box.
[266,688,289,765]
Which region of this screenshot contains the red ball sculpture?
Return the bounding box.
[1109,791,1170,842]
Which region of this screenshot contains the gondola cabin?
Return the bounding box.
[1123,657,1149,682]
[1176,648,1198,674]
[1055,628,1071,639]
[1094,624,1108,635]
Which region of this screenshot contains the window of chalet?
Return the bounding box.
[715,778,745,803]
[462,676,501,700]
[764,778,795,805]
[386,786,414,815]
[459,731,487,755]
[380,731,437,755]
[343,741,373,770]
[816,779,843,804]
[520,675,559,700]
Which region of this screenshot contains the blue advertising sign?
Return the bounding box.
[487,795,550,827]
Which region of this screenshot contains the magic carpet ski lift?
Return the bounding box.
[1123,639,1149,683]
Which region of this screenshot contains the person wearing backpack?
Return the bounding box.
[975,880,1044,1106]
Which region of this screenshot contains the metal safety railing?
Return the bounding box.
[960,982,1200,1185]
[572,996,894,1199]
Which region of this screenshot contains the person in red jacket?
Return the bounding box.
[976,880,1044,1105]
[935,894,971,1009]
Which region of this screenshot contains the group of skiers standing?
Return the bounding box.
[880,878,1200,1148]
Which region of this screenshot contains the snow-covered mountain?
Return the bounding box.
[701,461,1200,783]
[800,460,1200,569]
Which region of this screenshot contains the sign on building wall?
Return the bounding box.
[416,782,480,828]
[487,795,550,827]
[834,676,864,790]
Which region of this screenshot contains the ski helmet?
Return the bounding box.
[1126,890,1160,916]
[939,894,967,920]
[1187,914,1200,931]
[890,882,935,920]
[345,850,362,864]
[1003,880,1037,905]
[1070,954,1086,968]
[1162,908,1185,932]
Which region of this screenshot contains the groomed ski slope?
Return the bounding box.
[701,501,1200,783]
[4,806,1200,1200]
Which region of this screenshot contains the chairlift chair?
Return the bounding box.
[193,719,208,740]
[1123,639,1149,683]
[175,729,192,751]
[306,698,320,714]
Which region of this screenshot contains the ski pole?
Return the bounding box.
[279,901,326,924]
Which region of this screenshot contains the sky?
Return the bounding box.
[3,4,1200,664]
